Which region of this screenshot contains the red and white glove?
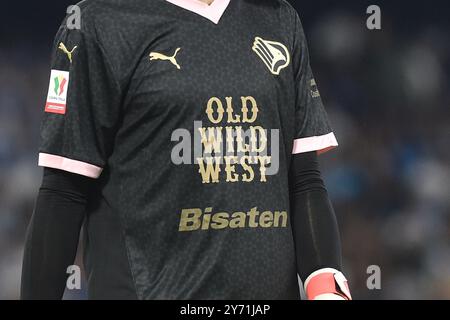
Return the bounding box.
[304,268,352,300]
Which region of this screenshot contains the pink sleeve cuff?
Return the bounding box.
[38,153,103,179]
[292,132,338,155]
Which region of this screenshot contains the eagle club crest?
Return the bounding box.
[252,37,290,75]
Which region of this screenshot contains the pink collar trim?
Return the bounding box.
[166,0,231,24]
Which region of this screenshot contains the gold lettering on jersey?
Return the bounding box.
[179,207,288,232]
[197,96,272,184]
[149,48,182,70]
[225,97,240,123]
[197,156,221,183]
[198,127,223,154]
[206,96,259,124]
[205,97,225,124]
[240,96,259,123]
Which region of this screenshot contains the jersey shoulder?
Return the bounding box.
[244,0,300,32]
[67,0,160,38]
[278,0,302,26]
[246,0,299,15]
[245,0,301,53]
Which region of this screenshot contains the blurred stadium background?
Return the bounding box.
[0,0,449,299]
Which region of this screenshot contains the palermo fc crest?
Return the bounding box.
[252,37,291,75]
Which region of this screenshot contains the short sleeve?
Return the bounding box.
[39,24,122,178]
[291,12,338,155]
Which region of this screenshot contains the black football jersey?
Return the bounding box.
[39,0,338,300]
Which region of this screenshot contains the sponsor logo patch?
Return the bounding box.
[45,70,70,114]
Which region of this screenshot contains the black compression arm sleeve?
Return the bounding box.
[21,168,92,300]
[289,152,343,281]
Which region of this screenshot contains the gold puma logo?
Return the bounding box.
[58,42,77,64]
[149,48,181,70]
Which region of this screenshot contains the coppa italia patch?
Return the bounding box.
[45,70,70,114]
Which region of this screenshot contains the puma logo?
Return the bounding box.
[58,42,77,64]
[149,48,181,70]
